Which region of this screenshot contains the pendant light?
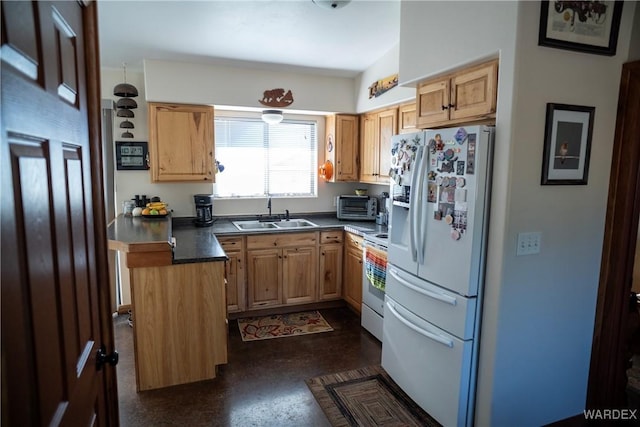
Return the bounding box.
[262,110,283,124]
[312,0,351,10]
[121,131,134,138]
[119,120,134,129]
[117,109,134,118]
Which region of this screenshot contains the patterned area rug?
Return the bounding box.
[306,365,441,427]
[237,310,333,342]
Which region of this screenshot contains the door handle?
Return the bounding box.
[96,345,119,370]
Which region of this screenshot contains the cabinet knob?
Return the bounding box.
[448,103,455,109]
[441,105,449,110]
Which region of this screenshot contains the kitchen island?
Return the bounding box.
[107,215,228,392]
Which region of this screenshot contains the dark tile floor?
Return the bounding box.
[115,307,382,426]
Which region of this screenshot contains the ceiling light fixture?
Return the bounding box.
[312,0,351,10]
[262,110,283,124]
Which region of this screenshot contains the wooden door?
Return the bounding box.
[335,115,359,181]
[416,78,450,128]
[320,244,343,300]
[360,113,378,183]
[588,60,640,409]
[148,103,215,182]
[343,238,364,314]
[225,251,245,313]
[1,1,118,425]
[398,102,417,134]
[377,108,397,183]
[449,59,498,122]
[247,249,282,309]
[283,246,317,305]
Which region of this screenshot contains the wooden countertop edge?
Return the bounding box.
[108,239,172,253]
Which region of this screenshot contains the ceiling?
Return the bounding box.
[97,0,401,78]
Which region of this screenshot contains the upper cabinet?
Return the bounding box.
[360,107,397,184]
[398,102,417,134]
[416,59,498,129]
[325,114,359,182]
[148,103,215,182]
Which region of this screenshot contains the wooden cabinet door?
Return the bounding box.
[148,103,214,182]
[416,78,450,129]
[359,113,378,183]
[377,108,397,183]
[335,115,359,181]
[247,249,282,309]
[399,102,417,134]
[225,251,245,313]
[283,246,317,305]
[449,59,498,122]
[343,233,363,313]
[320,244,343,300]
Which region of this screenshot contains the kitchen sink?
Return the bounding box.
[233,220,279,230]
[273,219,318,228]
[232,218,318,231]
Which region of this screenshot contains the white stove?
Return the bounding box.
[362,232,388,341]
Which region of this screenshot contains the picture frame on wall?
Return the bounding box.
[538,0,624,56]
[541,103,595,185]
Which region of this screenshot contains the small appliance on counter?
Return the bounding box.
[337,195,377,221]
[194,194,214,227]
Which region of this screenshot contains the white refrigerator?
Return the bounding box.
[382,125,494,427]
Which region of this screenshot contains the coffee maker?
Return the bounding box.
[194,194,214,227]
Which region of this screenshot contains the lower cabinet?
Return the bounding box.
[246,232,318,310]
[218,236,246,313]
[343,232,364,313]
[129,261,227,391]
[319,231,344,300]
[282,246,318,305]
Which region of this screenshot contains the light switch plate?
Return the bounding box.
[517,232,541,256]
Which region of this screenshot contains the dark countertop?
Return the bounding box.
[108,213,387,265]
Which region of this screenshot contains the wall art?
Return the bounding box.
[541,103,595,185]
[258,88,294,107]
[538,0,624,56]
[368,74,398,99]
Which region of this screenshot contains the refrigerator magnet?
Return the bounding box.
[456,161,466,175]
[427,183,437,203]
[434,210,442,221]
[456,177,466,188]
[455,128,468,144]
[467,134,476,174]
[455,188,467,202]
[451,229,461,241]
[445,214,454,225]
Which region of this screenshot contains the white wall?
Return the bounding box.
[399,1,638,425]
[101,66,376,218]
[144,59,356,113]
[355,44,416,113]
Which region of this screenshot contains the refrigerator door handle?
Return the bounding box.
[389,268,457,306]
[386,300,454,348]
[408,145,423,262]
[414,145,429,265]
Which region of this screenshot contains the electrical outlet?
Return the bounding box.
[516,232,541,256]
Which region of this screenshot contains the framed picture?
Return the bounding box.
[541,103,595,185]
[538,0,624,56]
[115,141,149,170]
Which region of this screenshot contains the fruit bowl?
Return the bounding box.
[142,213,169,219]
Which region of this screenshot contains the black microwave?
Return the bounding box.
[337,195,377,221]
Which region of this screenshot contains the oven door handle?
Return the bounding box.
[386,299,454,348]
[389,269,457,306]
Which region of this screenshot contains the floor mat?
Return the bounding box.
[306,365,441,427]
[237,310,333,342]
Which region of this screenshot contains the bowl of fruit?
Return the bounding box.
[141,200,169,218]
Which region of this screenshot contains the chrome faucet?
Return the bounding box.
[267,197,272,217]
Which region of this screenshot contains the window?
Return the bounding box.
[213,116,318,198]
